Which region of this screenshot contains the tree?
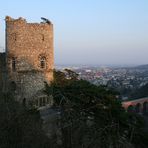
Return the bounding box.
[130,83,148,99]
[45,70,148,148]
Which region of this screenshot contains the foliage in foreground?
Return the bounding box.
[0,69,148,148]
[45,69,148,148]
[0,92,51,148]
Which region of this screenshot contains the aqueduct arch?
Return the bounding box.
[122,97,148,114]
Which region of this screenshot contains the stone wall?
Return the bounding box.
[0,53,6,91]
[5,16,54,104]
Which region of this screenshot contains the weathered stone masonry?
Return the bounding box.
[4,16,54,106]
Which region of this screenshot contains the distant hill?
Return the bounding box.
[134,64,148,69]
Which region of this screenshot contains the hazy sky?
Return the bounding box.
[0,0,148,66]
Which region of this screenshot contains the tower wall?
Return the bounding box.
[5,16,54,104]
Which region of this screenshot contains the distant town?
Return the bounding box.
[56,64,148,100]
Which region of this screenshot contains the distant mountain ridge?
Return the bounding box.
[134,64,148,69]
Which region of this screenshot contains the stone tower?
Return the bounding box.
[5,16,54,106]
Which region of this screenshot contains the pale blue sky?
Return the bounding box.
[0,0,148,65]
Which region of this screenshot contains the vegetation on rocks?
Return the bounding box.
[45,70,148,148]
[0,92,51,148]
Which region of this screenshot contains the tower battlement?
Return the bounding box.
[5,16,26,22]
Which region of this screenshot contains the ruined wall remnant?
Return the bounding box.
[0,53,6,91]
[5,16,54,105]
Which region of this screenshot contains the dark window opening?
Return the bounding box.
[14,33,17,41]
[23,98,26,106]
[10,81,16,91]
[40,57,46,69]
[42,35,44,41]
[12,57,16,71]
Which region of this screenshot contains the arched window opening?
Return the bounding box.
[12,57,16,71]
[40,56,46,69]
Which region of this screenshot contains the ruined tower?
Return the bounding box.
[5,16,54,106]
